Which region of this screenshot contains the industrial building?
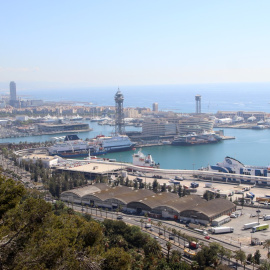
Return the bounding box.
[61,184,236,224]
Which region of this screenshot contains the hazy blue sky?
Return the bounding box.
[1,0,270,89]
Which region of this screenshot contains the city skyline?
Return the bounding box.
[1,1,270,90]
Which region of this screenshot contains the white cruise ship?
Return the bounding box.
[95,134,135,153]
[48,135,90,155]
[205,156,270,182]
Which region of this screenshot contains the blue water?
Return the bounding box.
[20,82,270,113]
[4,82,270,169]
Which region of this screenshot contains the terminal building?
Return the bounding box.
[36,122,90,133]
[60,184,236,225]
[140,116,214,138]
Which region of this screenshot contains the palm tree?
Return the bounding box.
[166,241,172,262]
[157,221,162,235]
[176,230,181,246]
[163,225,167,237]
[90,202,93,215]
[144,212,148,223]
[191,261,200,270]
[140,218,144,229]
[263,239,270,258]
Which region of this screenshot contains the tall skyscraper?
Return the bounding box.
[152,102,158,112]
[114,89,125,134]
[10,81,17,105]
[195,95,201,114]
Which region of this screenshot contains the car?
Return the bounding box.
[169,235,175,240]
[158,232,163,236]
[205,236,210,240]
[117,215,123,220]
[154,236,159,239]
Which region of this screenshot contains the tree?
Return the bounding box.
[161,183,166,192]
[234,249,246,269]
[140,218,144,229]
[157,221,162,235]
[152,179,158,193]
[264,239,270,259]
[178,185,182,197]
[166,241,172,262]
[195,244,219,268]
[0,177,26,218]
[104,247,132,270]
[144,238,162,256]
[254,250,261,265]
[163,225,167,237]
[259,259,270,270]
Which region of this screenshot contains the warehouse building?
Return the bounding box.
[61,184,236,224]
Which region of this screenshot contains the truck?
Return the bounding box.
[264,215,270,221]
[145,223,152,229]
[256,197,270,203]
[211,227,234,234]
[252,224,269,233]
[246,192,255,199]
[243,222,259,230]
[189,241,199,249]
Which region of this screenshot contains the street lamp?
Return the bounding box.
[192,163,196,177]
[256,209,261,224]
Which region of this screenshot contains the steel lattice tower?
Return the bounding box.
[114,89,125,134]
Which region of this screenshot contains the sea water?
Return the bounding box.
[3,82,270,169]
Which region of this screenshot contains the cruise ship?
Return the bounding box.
[205,156,270,178]
[48,135,91,157]
[172,131,222,146]
[95,134,135,153]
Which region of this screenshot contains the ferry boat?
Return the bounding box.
[48,135,90,156]
[205,156,270,178]
[95,134,135,153]
[132,150,159,168]
[172,131,222,146]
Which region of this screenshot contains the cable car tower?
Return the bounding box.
[114,89,125,134]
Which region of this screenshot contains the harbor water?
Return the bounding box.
[2,83,270,169]
[1,121,270,170]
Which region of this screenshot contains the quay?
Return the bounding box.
[57,159,270,186]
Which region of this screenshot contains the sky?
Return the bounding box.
[1,0,270,90]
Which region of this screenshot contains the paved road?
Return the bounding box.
[71,204,253,270]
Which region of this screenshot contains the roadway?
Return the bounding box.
[70,203,253,269]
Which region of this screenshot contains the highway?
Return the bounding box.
[71,204,253,269]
